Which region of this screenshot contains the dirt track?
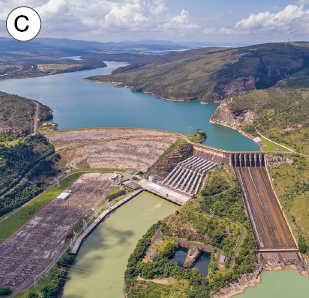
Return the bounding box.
[237,167,296,250]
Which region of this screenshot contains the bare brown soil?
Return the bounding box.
[47,128,175,151]
[59,137,177,172]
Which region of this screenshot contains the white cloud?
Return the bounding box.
[159,9,200,30]
[0,0,199,37]
[203,4,309,37]
[203,28,218,35]
[235,5,308,31]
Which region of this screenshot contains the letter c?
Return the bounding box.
[15,15,29,32]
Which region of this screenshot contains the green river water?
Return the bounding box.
[238,270,309,298]
[62,192,178,298]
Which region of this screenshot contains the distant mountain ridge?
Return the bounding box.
[86,42,309,103]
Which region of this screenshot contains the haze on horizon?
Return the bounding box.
[1,0,309,45]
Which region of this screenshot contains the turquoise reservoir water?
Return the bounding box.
[0,62,259,152]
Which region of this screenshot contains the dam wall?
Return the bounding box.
[193,144,230,165]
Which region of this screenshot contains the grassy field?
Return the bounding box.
[11,277,49,298]
[269,155,309,245]
[0,173,83,244]
[39,64,80,71]
[260,136,292,152]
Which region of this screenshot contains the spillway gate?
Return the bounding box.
[230,152,265,168]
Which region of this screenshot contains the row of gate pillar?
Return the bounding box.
[230,152,265,167]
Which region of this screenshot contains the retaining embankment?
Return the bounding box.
[72,189,143,254]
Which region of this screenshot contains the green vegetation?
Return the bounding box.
[125,168,257,297]
[163,201,241,268]
[269,154,309,253]
[125,221,208,297]
[86,43,309,103]
[0,91,53,136]
[0,288,12,295]
[201,171,231,196]
[22,249,76,298]
[199,172,257,274]
[0,134,62,217]
[105,188,126,201]
[190,129,206,143]
[146,139,193,179]
[0,134,54,194]
[259,136,290,152]
[0,173,82,243]
[0,55,106,81]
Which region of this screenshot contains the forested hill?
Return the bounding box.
[0,92,52,136]
[86,42,309,103]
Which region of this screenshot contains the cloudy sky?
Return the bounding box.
[1,0,309,43]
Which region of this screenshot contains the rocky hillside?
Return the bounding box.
[86,42,309,103]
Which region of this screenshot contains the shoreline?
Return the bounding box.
[84,79,196,102]
[209,118,257,144]
[84,78,260,148]
[213,275,261,298]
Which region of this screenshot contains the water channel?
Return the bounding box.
[62,192,178,298]
[0,61,259,152]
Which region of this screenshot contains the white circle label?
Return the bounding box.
[6,7,41,42]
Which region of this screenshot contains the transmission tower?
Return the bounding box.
[209,209,214,218]
[34,275,39,289]
[56,178,60,188]
[187,126,192,135]
[82,219,87,231]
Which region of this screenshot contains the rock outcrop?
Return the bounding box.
[212,264,263,298]
[216,76,259,97]
[183,246,203,268]
[210,101,256,131]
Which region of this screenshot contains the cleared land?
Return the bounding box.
[237,167,296,250]
[46,128,176,150]
[58,136,177,172]
[0,173,114,291]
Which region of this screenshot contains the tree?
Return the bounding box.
[298,235,307,254]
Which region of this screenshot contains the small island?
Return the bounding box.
[190,129,206,143]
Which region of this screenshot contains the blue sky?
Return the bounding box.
[1,0,309,44]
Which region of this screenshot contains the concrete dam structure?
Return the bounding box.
[230,152,265,167]
[162,156,217,195]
